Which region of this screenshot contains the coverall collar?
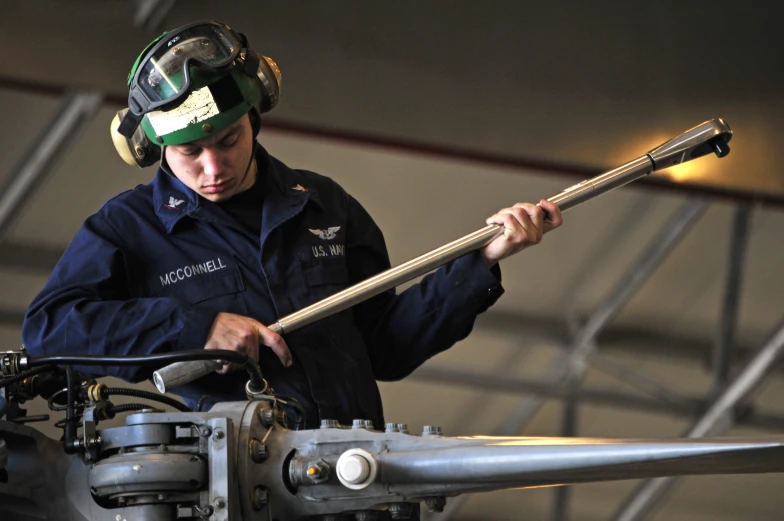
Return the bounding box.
[257,144,323,248]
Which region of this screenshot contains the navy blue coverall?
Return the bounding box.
[22,145,504,429]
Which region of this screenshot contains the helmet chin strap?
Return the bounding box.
[236,140,259,193]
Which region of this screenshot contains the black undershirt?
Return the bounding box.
[216,175,264,237]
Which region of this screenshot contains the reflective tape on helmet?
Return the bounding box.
[147,86,220,136]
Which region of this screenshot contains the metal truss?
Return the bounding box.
[134,0,177,32]
[0,91,103,241]
[424,200,781,521]
[608,204,758,521]
[610,318,784,521]
[425,201,708,520]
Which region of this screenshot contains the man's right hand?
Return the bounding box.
[204,312,293,374]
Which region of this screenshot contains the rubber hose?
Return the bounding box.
[104,387,191,412]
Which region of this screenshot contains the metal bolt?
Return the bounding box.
[251,486,269,511]
[84,436,102,448]
[424,496,446,513]
[422,425,442,436]
[157,494,166,501]
[363,420,374,430]
[212,428,225,441]
[320,419,339,429]
[275,408,288,427]
[258,408,275,427]
[250,439,268,463]
[396,423,409,434]
[202,123,213,133]
[355,510,379,520]
[200,426,212,438]
[352,419,365,429]
[305,459,331,484]
[385,422,398,433]
[388,502,413,520]
[213,497,227,509]
[198,505,214,518]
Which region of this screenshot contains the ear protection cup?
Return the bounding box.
[110,108,161,168]
[256,55,282,113]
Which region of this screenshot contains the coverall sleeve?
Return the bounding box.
[345,194,504,380]
[21,213,217,382]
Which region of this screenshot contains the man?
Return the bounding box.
[22,21,562,429]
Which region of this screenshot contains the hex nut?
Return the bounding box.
[250,439,268,463]
[251,486,269,511]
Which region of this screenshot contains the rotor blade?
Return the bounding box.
[378,436,784,493]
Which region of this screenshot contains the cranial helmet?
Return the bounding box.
[110,20,281,168]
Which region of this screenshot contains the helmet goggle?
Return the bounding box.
[118,21,245,138]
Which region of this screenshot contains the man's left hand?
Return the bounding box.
[481,200,563,268]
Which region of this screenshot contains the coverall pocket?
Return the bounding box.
[152,257,249,315]
[298,259,369,363]
[163,269,246,304]
[299,259,349,302]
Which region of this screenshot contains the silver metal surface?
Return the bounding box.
[98,424,174,453]
[0,91,103,240]
[547,156,652,212]
[154,119,730,392]
[5,398,784,520]
[207,417,232,521]
[153,359,223,393]
[88,451,207,497]
[376,437,784,486]
[646,118,732,170]
[610,318,784,521]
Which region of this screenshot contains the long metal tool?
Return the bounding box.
[153,118,733,393]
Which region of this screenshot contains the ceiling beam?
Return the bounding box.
[0,75,783,209]
[0,91,103,241]
[0,241,64,273]
[410,364,784,431]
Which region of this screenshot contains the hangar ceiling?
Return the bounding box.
[1,2,783,520]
